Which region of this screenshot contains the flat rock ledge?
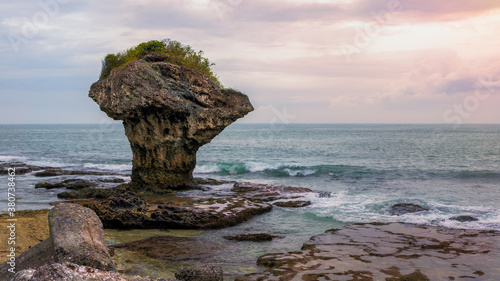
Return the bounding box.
[236,223,500,281]
[61,181,313,230]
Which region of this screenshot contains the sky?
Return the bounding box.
[1,0,499,124]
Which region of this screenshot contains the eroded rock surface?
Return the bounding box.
[230,182,312,201]
[175,265,223,281]
[89,53,253,189]
[12,262,159,281]
[113,236,222,260]
[62,181,315,230]
[83,193,272,229]
[237,223,500,281]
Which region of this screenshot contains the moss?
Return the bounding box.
[100,39,222,87]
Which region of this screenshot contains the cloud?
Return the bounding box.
[0,0,499,124]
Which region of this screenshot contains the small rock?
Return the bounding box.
[35,169,63,177]
[450,215,479,222]
[196,178,233,185]
[99,177,126,183]
[224,233,277,242]
[175,265,223,281]
[273,200,311,208]
[389,203,428,216]
[35,179,97,190]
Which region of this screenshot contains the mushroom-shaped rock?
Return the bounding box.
[89,53,253,189]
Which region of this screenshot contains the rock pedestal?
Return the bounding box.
[89,53,253,190]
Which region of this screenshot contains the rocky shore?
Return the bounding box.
[238,223,500,281]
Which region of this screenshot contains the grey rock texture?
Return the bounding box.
[237,223,500,280]
[175,265,223,281]
[48,203,116,271]
[89,53,253,189]
[0,204,115,281]
[12,262,156,281]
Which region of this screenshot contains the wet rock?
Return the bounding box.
[385,270,430,281]
[389,203,428,216]
[196,178,234,186]
[273,200,311,208]
[113,236,222,260]
[175,265,223,281]
[450,215,479,222]
[317,191,331,198]
[12,262,158,281]
[82,194,272,230]
[35,168,119,177]
[236,223,500,281]
[57,184,132,200]
[0,162,43,175]
[231,182,312,201]
[99,177,126,183]
[35,179,97,190]
[223,233,277,242]
[89,53,253,190]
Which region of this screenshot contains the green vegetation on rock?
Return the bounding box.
[100,39,221,87]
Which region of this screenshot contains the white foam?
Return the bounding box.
[308,192,500,231]
[246,162,281,173]
[284,168,317,177]
[83,163,132,171]
[0,155,27,162]
[26,160,77,168]
[194,165,222,174]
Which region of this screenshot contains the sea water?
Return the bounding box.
[1,123,499,276]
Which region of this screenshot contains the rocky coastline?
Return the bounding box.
[1,166,499,280]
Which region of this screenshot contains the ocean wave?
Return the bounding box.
[194,161,500,182]
[194,162,357,177]
[26,160,78,168]
[0,155,27,162]
[193,162,381,179]
[83,163,132,171]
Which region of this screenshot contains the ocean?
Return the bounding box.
[1,123,499,275]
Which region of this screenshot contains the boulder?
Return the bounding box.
[389,203,428,216]
[48,203,116,271]
[0,203,115,280]
[89,53,253,190]
[450,215,479,222]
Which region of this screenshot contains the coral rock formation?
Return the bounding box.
[89,53,253,189]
